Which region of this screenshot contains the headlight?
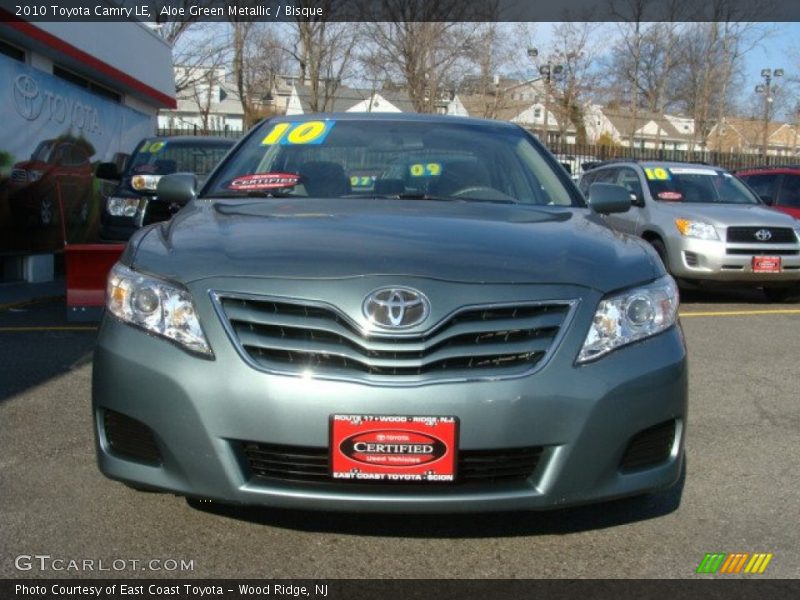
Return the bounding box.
[578,276,679,363]
[131,174,162,191]
[28,170,43,182]
[675,218,718,240]
[106,196,140,217]
[106,263,213,357]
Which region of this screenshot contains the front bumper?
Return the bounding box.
[92,280,688,513]
[666,235,800,282]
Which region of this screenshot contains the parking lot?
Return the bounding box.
[1,288,798,579]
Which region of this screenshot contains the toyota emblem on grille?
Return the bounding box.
[754,229,773,241]
[363,287,430,329]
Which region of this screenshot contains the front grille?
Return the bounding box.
[727,227,797,244]
[216,295,572,380]
[103,410,161,464]
[619,420,676,472]
[241,442,543,485]
[726,248,798,255]
[11,169,27,183]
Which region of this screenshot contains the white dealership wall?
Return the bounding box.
[0,19,175,280]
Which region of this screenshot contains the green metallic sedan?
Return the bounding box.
[93,114,686,512]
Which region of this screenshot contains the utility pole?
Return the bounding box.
[756,68,783,157]
[527,47,564,147]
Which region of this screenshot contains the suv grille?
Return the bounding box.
[216,296,572,380]
[11,169,28,183]
[241,442,543,485]
[727,227,797,244]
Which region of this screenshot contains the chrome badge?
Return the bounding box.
[363,287,430,329]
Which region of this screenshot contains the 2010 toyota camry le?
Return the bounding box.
[92,113,687,513]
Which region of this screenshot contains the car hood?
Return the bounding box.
[653,201,798,227]
[129,199,660,291]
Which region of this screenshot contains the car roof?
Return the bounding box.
[265,112,523,131]
[736,166,800,175]
[146,136,236,145]
[586,159,726,172]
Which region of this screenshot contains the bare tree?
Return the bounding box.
[359,1,496,113]
[672,12,768,153]
[151,1,228,96]
[459,23,518,119]
[545,22,600,143]
[285,2,360,112]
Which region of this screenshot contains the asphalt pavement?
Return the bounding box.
[1,286,798,579]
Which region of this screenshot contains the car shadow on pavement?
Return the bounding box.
[186,462,686,538]
[678,286,770,305]
[0,297,97,404]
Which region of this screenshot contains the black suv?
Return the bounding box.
[96,136,235,241]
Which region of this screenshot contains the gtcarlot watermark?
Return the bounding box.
[14,554,195,572]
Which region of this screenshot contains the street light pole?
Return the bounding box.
[527,47,563,147]
[756,68,783,157]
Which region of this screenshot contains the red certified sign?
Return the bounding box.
[228,172,300,190]
[330,415,458,483]
[753,256,781,273]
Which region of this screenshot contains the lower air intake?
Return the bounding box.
[104,410,161,464]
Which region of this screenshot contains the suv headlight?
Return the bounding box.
[106,263,213,357]
[675,218,719,240]
[131,174,162,192]
[578,276,679,363]
[106,197,140,217]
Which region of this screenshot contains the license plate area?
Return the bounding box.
[330,415,458,483]
[753,256,781,273]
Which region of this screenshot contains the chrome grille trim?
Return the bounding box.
[210,292,578,385]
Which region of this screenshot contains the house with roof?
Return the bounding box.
[706,117,799,156]
[584,105,700,151]
[285,83,416,115]
[158,66,245,133]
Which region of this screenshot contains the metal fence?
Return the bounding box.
[157,126,244,139]
[154,127,797,173]
[545,141,798,173]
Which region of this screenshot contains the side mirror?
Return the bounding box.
[95,162,121,181]
[589,183,632,214]
[156,173,197,207]
[759,194,773,206]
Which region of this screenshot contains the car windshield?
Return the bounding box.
[127,139,233,178]
[203,118,584,206]
[645,165,760,204]
[31,140,54,162]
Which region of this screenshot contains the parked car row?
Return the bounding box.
[578,160,800,302]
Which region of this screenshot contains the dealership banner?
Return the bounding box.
[1,579,798,599]
[0,55,153,253]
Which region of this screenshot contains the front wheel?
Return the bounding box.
[648,238,669,270]
[763,286,800,303]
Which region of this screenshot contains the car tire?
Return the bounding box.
[763,286,800,303]
[648,238,670,270]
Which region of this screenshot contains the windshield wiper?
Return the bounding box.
[372,192,517,204]
[206,190,298,199]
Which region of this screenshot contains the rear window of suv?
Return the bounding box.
[644,165,760,204]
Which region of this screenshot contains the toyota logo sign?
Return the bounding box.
[754,229,773,242]
[363,287,430,329]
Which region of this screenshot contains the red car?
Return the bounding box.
[737,166,800,219]
[8,137,94,229]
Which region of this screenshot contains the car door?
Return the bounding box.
[606,167,644,235]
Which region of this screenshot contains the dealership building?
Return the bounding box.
[0,16,175,282]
